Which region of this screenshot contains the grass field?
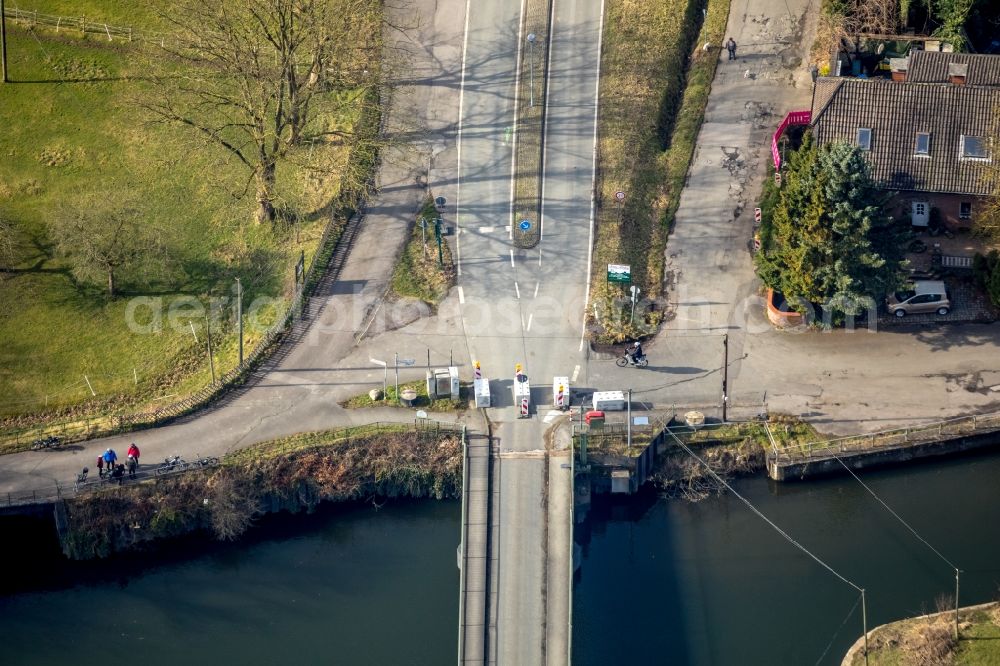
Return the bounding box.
[0,19,359,424]
[590,0,730,342]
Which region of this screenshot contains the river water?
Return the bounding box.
[2,452,999,665]
[0,500,459,666]
[573,450,1000,666]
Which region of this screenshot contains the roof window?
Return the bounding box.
[857,128,872,151]
[960,135,989,160]
[914,132,930,156]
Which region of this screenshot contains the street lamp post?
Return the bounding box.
[1,0,9,83]
[526,33,536,108]
[235,277,243,366]
[370,357,388,399]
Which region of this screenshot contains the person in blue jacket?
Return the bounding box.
[102,448,118,470]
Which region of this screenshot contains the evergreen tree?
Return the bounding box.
[755,139,907,319]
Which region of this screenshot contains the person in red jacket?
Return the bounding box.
[126,443,140,478]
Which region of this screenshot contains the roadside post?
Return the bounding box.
[370,357,387,399]
[527,33,536,107]
[434,218,443,267]
[629,285,640,324]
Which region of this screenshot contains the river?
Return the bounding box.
[573,449,1000,665]
[2,452,999,665]
[0,500,459,666]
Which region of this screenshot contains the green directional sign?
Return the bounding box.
[607,263,631,284]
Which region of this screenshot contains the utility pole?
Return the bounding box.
[955,568,961,640]
[862,589,869,666]
[394,352,399,403]
[627,388,632,452]
[205,316,217,386]
[1,0,8,83]
[722,333,729,422]
[235,277,243,366]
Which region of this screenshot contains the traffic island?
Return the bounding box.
[340,379,468,412]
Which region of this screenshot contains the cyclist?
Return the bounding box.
[626,340,645,365]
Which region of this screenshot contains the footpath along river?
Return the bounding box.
[2,451,999,665]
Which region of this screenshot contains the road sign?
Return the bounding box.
[754,207,762,223]
[774,172,782,186]
[435,196,446,207]
[615,191,626,202]
[520,396,529,417]
[607,263,631,283]
[519,219,532,231]
[399,358,416,366]
[416,410,428,419]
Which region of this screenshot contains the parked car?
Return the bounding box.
[886,280,951,317]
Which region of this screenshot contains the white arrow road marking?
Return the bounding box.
[572,365,580,382]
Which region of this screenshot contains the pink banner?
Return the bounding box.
[771,110,812,171]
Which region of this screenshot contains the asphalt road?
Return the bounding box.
[453,0,602,662]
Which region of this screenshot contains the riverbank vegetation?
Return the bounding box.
[589,0,730,343]
[60,425,462,559]
[0,0,382,428]
[846,601,1000,665]
[390,198,456,306]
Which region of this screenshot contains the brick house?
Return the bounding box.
[809,51,1000,230]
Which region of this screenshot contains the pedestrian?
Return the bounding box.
[96,455,105,478]
[127,455,137,478]
[102,448,117,471]
[111,463,126,486]
[726,37,737,61]
[127,442,140,464]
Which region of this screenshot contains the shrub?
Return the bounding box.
[973,250,1000,307]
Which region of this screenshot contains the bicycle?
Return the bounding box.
[155,455,187,475]
[191,455,219,468]
[31,435,62,451]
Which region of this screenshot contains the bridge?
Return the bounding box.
[448,0,602,660]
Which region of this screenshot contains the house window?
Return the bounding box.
[960,202,972,219]
[960,135,989,160]
[857,128,872,151]
[914,132,931,156]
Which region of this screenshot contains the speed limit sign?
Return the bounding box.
[615,191,625,202]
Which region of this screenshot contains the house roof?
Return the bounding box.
[809,77,999,195]
[906,51,1000,86]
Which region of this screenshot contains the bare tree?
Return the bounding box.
[50,195,163,297]
[976,102,1000,243]
[142,0,383,224]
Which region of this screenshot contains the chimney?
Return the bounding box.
[948,62,968,85]
[890,57,908,82]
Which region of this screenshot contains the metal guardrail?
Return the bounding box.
[0,458,219,509]
[2,419,460,509]
[768,411,1000,462]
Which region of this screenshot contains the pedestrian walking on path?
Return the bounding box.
[102,448,117,472]
[726,37,737,60]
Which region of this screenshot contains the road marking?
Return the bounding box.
[479,226,495,233]
[543,410,562,423]
[572,364,580,382]
[499,450,547,459]
[515,282,521,299]
[526,313,533,331]
[580,0,606,353]
[510,249,515,268]
[538,246,542,267]
[508,0,527,246]
[458,286,465,304]
[454,0,472,278]
[534,281,540,298]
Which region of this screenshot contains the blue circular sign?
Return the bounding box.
[519,219,532,231]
